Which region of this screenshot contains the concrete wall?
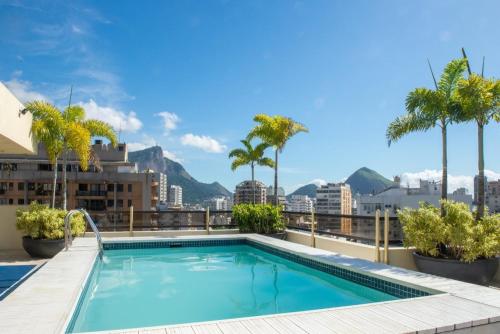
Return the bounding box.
[0,205,26,250]
[287,229,500,282]
[0,82,35,154]
[84,229,239,238]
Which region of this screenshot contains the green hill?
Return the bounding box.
[128,146,232,204]
[345,167,394,194]
[287,183,319,199]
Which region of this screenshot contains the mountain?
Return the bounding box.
[345,167,394,195]
[288,167,394,198]
[287,183,319,199]
[128,146,232,203]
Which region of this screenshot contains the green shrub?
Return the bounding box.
[233,204,285,234]
[16,202,86,240]
[398,200,500,262]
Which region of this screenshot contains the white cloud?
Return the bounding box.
[127,135,156,151]
[163,150,183,163]
[180,134,226,153]
[79,99,142,133]
[399,169,500,193]
[155,112,180,134]
[3,78,49,103]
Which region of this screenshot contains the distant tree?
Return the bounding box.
[248,115,308,205]
[456,54,500,220]
[386,59,467,216]
[228,139,274,203]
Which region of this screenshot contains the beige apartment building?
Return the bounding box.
[234,180,267,205]
[0,141,164,212]
[316,183,352,215]
[487,179,500,214]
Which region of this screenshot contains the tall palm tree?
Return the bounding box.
[456,70,500,220]
[228,139,274,203]
[26,101,65,208]
[386,59,467,216]
[248,114,308,205]
[60,105,118,210]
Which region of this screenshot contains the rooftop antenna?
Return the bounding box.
[427,59,438,90]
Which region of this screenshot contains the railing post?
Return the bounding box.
[384,209,389,264]
[206,207,210,235]
[375,209,381,262]
[310,207,315,248]
[129,206,134,237]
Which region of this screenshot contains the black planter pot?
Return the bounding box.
[22,236,65,258]
[263,232,287,240]
[413,252,499,285]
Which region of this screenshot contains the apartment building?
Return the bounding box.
[203,196,232,211]
[266,186,286,206]
[316,183,352,215]
[168,185,183,207]
[356,179,473,217]
[234,180,266,204]
[487,179,500,213]
[286,194,313,213]
[0,141,164,211]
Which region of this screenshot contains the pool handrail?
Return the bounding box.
[64,208,103,259]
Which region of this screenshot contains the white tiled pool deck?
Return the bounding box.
[0,234,499,334]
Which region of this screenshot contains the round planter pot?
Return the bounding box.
[263,232,287,240]
[22,236,65,258]
[413,252,499,285]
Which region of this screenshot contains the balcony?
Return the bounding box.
[35,190,61,196]
[75,190,107,197]
[0,189,6,195]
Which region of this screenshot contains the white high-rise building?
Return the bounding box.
[154,172,168,203]
[316,183,352,215]
[286,195,313,213]
[356,178,473,217]
[234,180,266,204]
[204,196,231,211]
[487,179,500,213]
[168,185,183,207]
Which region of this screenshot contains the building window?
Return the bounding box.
[107,199,114,207]
[28,183,35,191]
[18,182,24,191]
[128,200,132,207]
[107,184,114,192]
[8,183,13,191]
[8,199,13,205]
[128,184,132,192]
[18,198,25,205]
[117,184,123,192]
[117,199,124,208]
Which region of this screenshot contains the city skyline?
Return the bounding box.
[1,0,499,193]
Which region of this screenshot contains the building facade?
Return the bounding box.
[356,179,473,217]
[487,179,500,214]
[234,180,266,205]
[0,82,36,155]
[286,194,313,213]
[316,183,352,215]
[168,185,183,207]
[0,141,160,211]
[204,196,232,211]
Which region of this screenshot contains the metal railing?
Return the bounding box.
[65,208,103,259]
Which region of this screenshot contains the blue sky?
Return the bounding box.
[1,0,499,194]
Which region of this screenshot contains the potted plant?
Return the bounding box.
[233,203,286,239]
[398,200,499,284]
[16,202,86,258]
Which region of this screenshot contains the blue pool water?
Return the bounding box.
[69,244,398,332]
[0,265,36,300]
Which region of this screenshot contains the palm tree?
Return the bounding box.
[228,139,274,203]
[386,59,467,216]
[60,105,118,210]
[456,67,500,220]
[26,101,65,208]
[248,114,308,205]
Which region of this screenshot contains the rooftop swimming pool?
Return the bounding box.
[67,239,430,333]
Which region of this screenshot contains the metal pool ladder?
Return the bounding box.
[64,208,103,259]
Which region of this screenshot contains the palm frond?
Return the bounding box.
[386,111,434,146]
[438,59,467,99]
[230,158,250,171]
[257,157,275,168]
[228,148,248,159]
[84,119,118,147]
